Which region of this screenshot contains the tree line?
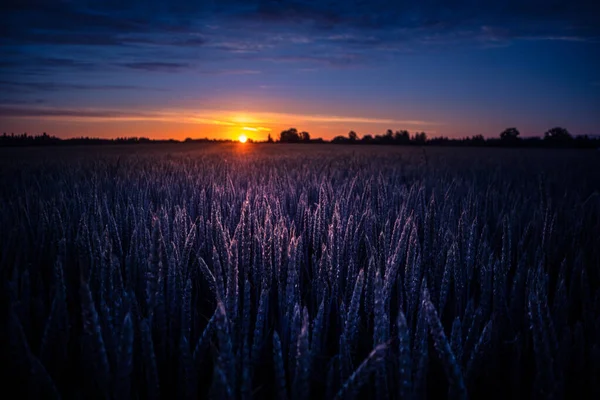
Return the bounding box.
[0,133,223,146]
[274,126,600,148]
[2,127,599,149]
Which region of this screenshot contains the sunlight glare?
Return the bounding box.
[238,134,248,143]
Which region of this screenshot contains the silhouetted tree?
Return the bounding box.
[373,129,393,144]
[332,135,349,144]
[500,127,520,141]
[300,131,311,142]
[544,127,572,142]
[361,134,373,143]
[279,128,301,143]
[413,131,427,145]
[394,130,410,144]
[471,135,485,145]
[5,127,598,149]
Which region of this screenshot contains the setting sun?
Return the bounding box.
[238,134,247,143]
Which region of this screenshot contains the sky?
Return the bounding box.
[1,0,599,141]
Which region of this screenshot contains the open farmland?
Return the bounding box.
[1,144,599,399]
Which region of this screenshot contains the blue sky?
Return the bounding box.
[1,0,599,140]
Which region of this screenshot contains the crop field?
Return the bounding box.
[1,144,599,399]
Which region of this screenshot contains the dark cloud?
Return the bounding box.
[13,32,127,46]
[227,1,600,38]
[0,98,46,106]
[0,106,151,119]
[35,58,95,69]
[255,53,367,68]
[0,80,162,93]
[3,1,599,48]
[119,61,190,72]
[198,69,261,75]
[1,0,598,90]
[212,41,274,54]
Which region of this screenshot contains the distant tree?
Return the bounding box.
[377,129,394,144]
[348,130,358,142]
[267,133,274,143]
[394,130,410,144]
[361,134,373,143]
[300,131,311,142]
[573,135,600,149]
[332,135,349,144]
[500,127,520,141]
[413,131,427,145]
[471,134,485,145]
[544,127,572,141]
[279,128,301,143]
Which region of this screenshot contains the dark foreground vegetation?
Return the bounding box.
[1,145,599,399]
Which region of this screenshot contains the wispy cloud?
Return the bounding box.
[521,35,596,42]
[0,107,165,121]
[0,80,162,93]
[1,0,597,93]
[285,114,436,125]
[212,41,275,54]
[198,69,261,75]
[0,106,440,128]
[243,126,272,132]
[4,1,599,62]
[119,61,191,72]
[255,53,367,67]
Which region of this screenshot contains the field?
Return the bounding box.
[1,144,599,399]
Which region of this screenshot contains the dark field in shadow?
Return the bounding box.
[1,144,599,399]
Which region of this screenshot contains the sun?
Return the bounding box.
[238,134,248,143]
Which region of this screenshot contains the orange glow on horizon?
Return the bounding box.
[1,105,440,141]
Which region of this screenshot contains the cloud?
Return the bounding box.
[0,98,45,106]
[33,57,96,69]
[326,34,381,46]
[0,105,440,129]
[212,41,275,54]
[0,106,149,120]
[119,61,190,72]
[254,53,367,68]
[0,80,164,93]
[199,69,261,75]
[2,0,598,99]
[243,126,272,132]
[0,106,240,125]
[118,62,260,74]
[4,1,599,50]
[525,36,592,42]
[117,34,208,47]
[10,32,127,46]
[298,115,435,125]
